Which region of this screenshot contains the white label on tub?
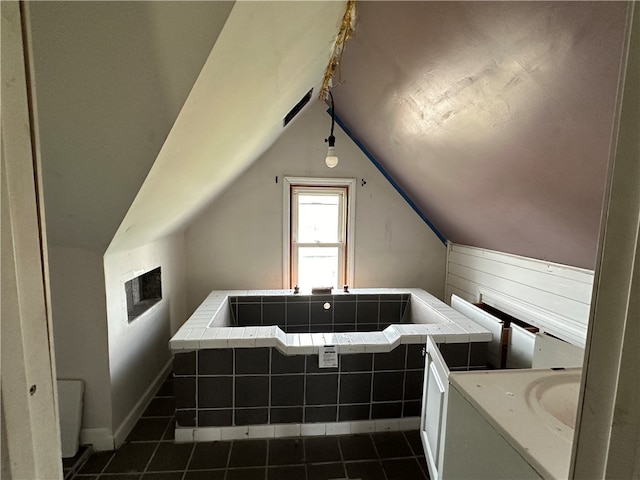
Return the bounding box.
[319,345,338,368]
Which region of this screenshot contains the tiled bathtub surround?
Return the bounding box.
[174,345,427,429]
[229,294,410,333]
[76,372,430,480]
[170,288,491,440]
[170,288,491,352]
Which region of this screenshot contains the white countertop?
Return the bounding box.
[450,368,582,480]
[170,288,491,353]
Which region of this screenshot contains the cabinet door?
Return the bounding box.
[420,336,450,480]
[441,387,543,479]
[532,332,584,368]
[451,294,505,368]
[506,324,536,368]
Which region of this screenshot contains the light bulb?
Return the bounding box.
[325,146,338,168]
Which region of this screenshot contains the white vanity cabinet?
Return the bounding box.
[420,333,579,480]
[420,295,583,480]
[420,336,451,480]
[420,339,543,480]
[439,385,542,479]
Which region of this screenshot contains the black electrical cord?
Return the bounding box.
[326,90,335,148]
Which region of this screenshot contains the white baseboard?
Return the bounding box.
[112,359,173,449]
[80,428,114,452]
[175,417,421,443]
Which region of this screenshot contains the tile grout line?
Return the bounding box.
[222,438,234,480]
[369,433,391,480]
[195,349,198,429]
[401,344,409,418]
[336,433,347,479]
[95,450,117,478]
[264,438,270,480]
[268,347,272,426]
[180,438,198,480]
[140,439,163,477]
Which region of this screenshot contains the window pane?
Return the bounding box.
[297,247,339,290]
[297,194,340,243]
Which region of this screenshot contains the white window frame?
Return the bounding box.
[283,176,356,289]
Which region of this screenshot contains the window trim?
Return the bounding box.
[291,186,347,289]
[283,176,356,289]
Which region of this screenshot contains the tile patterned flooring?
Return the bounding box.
[73,374,430,480]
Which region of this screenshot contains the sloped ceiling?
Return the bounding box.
[33,1,628,270]
[331,1,628,269]
[28,1,234,251]
[107,1,347,253]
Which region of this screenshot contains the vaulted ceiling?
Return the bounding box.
[330,1,628,269]
[30,1,630,270]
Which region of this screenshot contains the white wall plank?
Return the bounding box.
[448,249,593,302]
[449,244,594,284]
[446,244,594,347]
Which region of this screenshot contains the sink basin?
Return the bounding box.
[526,372,581,440]
[451,368,582,479]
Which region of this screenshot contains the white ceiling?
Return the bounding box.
[30,1,630,269]
[107,1,347,253]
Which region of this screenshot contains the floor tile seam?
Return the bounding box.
[93,449,117,477]
[184,466,227,472]
[380,454,423,461]
[139,440,164,475]
[303,459,350,467]
[180,439,199,480]
[381,456,429,480]
[336,432,346,468]
[95,475,141,479]
[367,433,391,480]
[402,430,421,457]
[108,467,186,473]
[264,436,270,480]
[343,458,385,465]
[223,465,271,470]
[222,439,234,478]
[126,438,175,444]
[147,440,195,476]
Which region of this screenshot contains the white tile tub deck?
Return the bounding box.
[170,288,491,354]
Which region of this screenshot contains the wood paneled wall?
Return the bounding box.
[445,244,594,347]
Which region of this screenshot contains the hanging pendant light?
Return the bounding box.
[325,90,338,168]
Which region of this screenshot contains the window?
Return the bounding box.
[125,267,162,322]
[283,177,355,290]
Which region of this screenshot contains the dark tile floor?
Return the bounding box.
[73,374,430,480]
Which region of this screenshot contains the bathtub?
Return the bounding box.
[170,288,490,442]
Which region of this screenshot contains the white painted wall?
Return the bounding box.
[25,1,230,450]
[445,243,594,347]
[49,234,187,450]
[185,100,447,313]
[104,232,187,447]
[48,246,112,446]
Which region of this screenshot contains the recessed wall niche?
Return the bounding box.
[125,267,162,323]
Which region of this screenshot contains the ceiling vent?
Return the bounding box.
[283,88,313,127]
